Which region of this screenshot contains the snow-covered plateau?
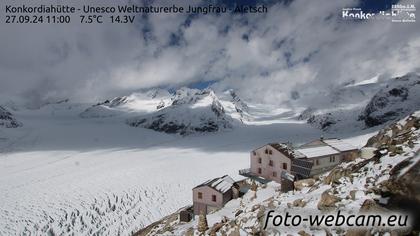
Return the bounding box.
[0,77,419,235]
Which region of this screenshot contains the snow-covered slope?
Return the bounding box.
[0,105,21,128]
[360,73,420,127]
[127,88,235,135]
[298,73,420,132]
[80,89,172,119]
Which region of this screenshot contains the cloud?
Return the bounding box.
[0,0,419,106]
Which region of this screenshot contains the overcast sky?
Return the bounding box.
[0,0,419,106]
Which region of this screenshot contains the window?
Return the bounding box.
[198,192,203,199]
[330,155,336,162]
[268,150,273,155]
[273,171,277,177]
[282,163,287,170]
[269,160,273,167]
[257,168,262,174]
[252,151,256,156]
[265,149,269,154]
[258,158,262,164]
[315,159,320,165]
[212,195,216,202]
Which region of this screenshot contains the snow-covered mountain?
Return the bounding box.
[359,73,420,127]
[79,72,420,135]
[79,87,252,135]
[127,88,235,135]
[298,73,420,132]
[0,105,21,128]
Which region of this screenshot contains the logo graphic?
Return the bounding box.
[342,4,416,23]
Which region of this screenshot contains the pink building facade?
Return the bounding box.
[192,175,239,215]
[249,139,359,181]
[250,143,294,182]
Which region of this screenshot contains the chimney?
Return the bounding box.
[320,136,324,141]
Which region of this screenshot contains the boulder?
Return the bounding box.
[294,178,316,191]
[298,230,311,236]
[292,199,307,207]
[317,190,341,211]
[359,199,388,213]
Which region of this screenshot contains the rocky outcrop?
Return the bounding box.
[0,106,21,128]
[101,96,129,108]
[307,112,337,130]
[228,90,250,121]
[365,112,420,149]
[80,96,130,118]
[383,156,420,202]
[379,154,420,232]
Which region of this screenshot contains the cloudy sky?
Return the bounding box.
[0,0,419,106]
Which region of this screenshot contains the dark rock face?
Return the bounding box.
[297,107,315,121]
[307,113,337,130]
[360,74,420,127]
[97,96,128,108]
[129,114,192,135]
[228,90,250,122]
[156,100,165,110]
[0,106,22,128]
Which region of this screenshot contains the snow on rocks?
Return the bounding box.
[0,105,21,128]
[126,88,235,135]
[80,103,122,118]
[299,72,420,132]
[80,89,172,118]
[360,73,420,127]
[226,89,250,122]
[79,88,247,135]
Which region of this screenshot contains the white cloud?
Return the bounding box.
[0,0,419,106]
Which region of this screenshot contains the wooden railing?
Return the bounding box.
[238,168,251,175]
